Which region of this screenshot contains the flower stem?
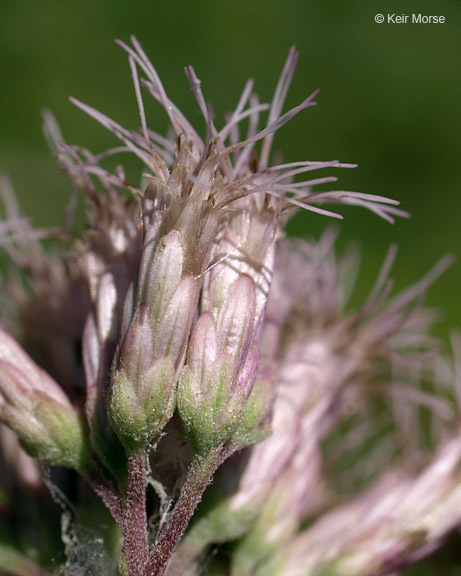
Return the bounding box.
[146,447,225,576]
[123,451,149,576]
[86,468,124,525]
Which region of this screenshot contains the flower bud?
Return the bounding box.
[108,235,198,450]
[109,358,175,452]
[178,276,259,455]
[231,370,274,449]
[178,352,241,455]
[203,209,276,333]
[216,275,256,377]
[140,230,184,320]
[0,329,90,470]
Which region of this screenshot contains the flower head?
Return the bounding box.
[3,38,443,576]
[57,38,407,456]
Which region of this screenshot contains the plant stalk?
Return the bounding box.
[146,447,225,576]
[123,451,149,576]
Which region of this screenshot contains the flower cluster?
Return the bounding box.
[0,38,458,576]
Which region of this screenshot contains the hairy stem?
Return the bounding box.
[123,452,149,576]
[146,447,226,576]
[86,469,124,525]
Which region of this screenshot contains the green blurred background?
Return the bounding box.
[0,1,461,573]
[1,0,460,335]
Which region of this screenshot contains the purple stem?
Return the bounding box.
[146,447,225,576]
[87,471,124,525]
[123,452,149,576]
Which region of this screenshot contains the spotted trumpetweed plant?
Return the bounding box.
[0,37,459,576]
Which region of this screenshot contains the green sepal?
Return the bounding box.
[3,394,91,471]
[178,358,245,455]
[108,358,175,452]
[232,380,274,449]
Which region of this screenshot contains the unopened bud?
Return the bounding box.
[109,358,175,452]
[178,276,260,454]
[216,275,256,375]
[0,330,90,470]
[140,230,184,319]
[232,375,274,449]
[108,256,197,450]
[179,354,243,454]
